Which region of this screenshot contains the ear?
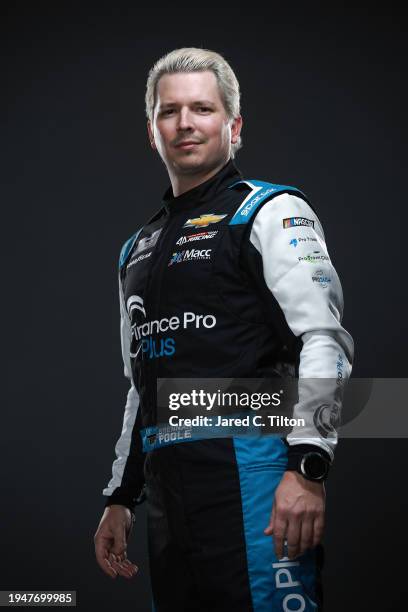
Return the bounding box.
[231,115,243,144]
[147,120,156,150]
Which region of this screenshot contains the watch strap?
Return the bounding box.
[286,444,332,481]
[286,443,332,471]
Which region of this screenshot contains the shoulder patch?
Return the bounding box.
[228,179,305,225]
[119,228,143,269]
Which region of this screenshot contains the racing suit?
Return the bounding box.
[103,158,354,611]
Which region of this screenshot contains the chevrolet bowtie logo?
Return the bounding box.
[183,213,227,228]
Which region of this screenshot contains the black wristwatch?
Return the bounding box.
[287,449,331,482]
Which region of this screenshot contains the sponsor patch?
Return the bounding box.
[127,250,152,269]
[176,230,218,246]
[134,228,162,255]
[312,269,331,288]
[183,214,227,228]
[168,248,212,266]
[298,251,330,263]
[238,187,277,218]
[290,236,318,247]
[128,309,217,363]
[313,403,340,438]
[283,217,314,229]
[336,353,344,387]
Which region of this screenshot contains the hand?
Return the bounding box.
[94,504,139,579]
[264,471,325,560]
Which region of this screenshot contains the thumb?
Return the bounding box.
[264,502,276,535]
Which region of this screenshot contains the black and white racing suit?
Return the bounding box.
[102,158,354,612]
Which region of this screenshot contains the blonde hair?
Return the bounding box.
[145,47,242,158]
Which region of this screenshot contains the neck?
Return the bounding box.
[168,158,229,197]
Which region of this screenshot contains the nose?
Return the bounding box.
[177,107,194,131]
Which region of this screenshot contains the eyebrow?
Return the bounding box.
[159,100,216,108]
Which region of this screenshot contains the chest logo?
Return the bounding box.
[134,228,162,255]
[168,249,212,266]
[127,250,152,270]
[176,230,218,246]
[183,213,227,228]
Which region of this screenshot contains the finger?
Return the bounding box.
[312,516,325,548]
[121,559,139,576]
[94,534,118,579]
[117,561,137,579]
[299,517,314,555]
[103,556,118,579]
[95,542,117,579]
[286,515,301,560]
[111,528,127,557]
[109,553,135,579]
[264,503,276,535]
[122,558,139,572]
[272,516,288,560]
[109,555,133,579]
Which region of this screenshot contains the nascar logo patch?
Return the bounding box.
[283,217,315,229]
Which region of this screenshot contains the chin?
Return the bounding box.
[172,156,207,173]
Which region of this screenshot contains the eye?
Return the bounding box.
[197,106,212,112]
[161,109,175,116]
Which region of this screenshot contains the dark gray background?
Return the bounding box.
[2,4,407,611]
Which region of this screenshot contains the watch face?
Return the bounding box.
[302,453,327,480]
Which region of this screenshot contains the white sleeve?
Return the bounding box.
[102,273,142,498]
[249,193,354,459]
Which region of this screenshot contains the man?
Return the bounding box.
[94,48,354,611]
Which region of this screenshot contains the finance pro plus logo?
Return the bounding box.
[127,304,217,360]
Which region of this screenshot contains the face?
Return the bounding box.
[147,70,242,175]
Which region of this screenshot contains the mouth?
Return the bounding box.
[175,141,202,149]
